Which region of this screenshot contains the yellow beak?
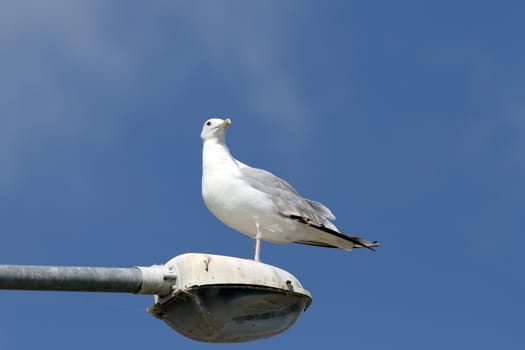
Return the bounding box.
[221,118,232,128]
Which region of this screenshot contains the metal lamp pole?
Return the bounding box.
[0,264,174,295]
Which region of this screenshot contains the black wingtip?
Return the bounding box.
[353,239,376,251]
[362,240,380,252]
[290,215,379,252]
[365,245,376,252]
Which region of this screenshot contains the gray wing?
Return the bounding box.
[239,167,336,228]
[240,166,379,251]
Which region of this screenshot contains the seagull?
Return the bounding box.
[201,118,379,261]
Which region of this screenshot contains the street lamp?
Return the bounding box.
[0,253,312,343]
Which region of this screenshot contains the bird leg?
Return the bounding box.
[254,222,262,262]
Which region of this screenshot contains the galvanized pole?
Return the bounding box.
[0,264,175,295]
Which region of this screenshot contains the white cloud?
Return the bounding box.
[0,1,136,78]
[0,1,142,185]
[174,2,314,130]
[0,1,318,185]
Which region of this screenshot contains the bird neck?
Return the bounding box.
[202,140,239,173]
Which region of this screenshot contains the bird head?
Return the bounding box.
[200,118,231,143]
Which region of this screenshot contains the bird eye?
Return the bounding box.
[206,121,212,126]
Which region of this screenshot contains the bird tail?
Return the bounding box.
[290,215,379,251]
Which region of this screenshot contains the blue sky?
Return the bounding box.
[1,0,524,349]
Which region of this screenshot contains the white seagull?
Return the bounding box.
[201,118,379,261]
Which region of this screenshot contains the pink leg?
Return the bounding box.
[254,223,262,262]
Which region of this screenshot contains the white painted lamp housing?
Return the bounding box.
[146,253,312,342]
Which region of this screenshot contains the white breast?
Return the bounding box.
[202,141,293,242]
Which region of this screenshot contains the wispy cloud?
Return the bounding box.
[0,1,318,185]
[0,1,143,185]
[174,2,314,129]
